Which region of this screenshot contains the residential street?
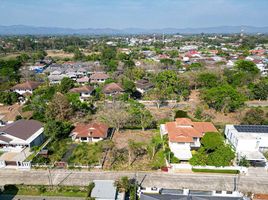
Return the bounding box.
[0,168,268,193]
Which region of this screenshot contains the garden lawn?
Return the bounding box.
[67,141,105,165]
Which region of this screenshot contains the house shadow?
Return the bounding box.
[0,184,19,200]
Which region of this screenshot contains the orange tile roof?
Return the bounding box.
[71,122,109,138]
[253,194,268,200]
[175,118,194,126]
[192,122,218,133]
[165,118,217,143]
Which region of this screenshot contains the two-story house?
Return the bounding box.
[225,125,268,166]
[160,118,217,161]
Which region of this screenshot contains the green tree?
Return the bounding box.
[44,120,73,140]
[128,100,154,131]
[147,134,163,160]
[207,145,235,167]
[46,92,73,121]
[251,79,268,100]
[201,132,224,152]
[122,78,136,94]
[128,139,147,166]
[234,60,259,75]
[115,176,131,193]
[160,58,175,66]
[202,84,245,112]
[58,77,75,94]
[197,73,219,88]
[242,108,266,125]
[0,92,19,105]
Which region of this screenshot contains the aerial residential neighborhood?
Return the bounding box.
[0,0,268,200]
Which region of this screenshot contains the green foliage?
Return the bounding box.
[192,168,239,174]
[197,73,220,88]
[0,91,19,105]
[115,176,131,193]
[174,110,188,118]
[0,59,21,82]
[68,142,105,165]
[251,78,268,100]
[87,182,95,198]
[44,120,73,140]
[242,108,267,125]
[63,45,79,53]
[128,100,154,130]
[194,107,203,120]
[234,60,259,75]
[202,84,245,112]
[188,62,203,71]
[190,132,235,167]
[66,93,93,114]
[238,156,250,167]
[122,78,136,94]
[160,58,175,66]
[73,49,85,61]
[58,77,75,93]
[201,132,224,152]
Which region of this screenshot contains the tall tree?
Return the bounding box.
[46,92,73,121]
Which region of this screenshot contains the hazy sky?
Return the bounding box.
[0,0,267,29]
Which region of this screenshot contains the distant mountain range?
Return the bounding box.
[0,25,268,35]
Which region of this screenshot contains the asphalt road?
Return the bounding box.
[0,195,84,200]
[0,168,268,194]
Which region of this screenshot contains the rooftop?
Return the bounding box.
[0,120,43,141]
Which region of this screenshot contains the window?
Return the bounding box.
[81,137,87,141]
[226,191,233,194]
[215,191,221,194]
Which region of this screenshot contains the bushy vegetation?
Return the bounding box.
[190,132,235,167]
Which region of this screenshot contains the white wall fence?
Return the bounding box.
[170,163,248,174]
[0,160,31,170]
[31,163,102,169]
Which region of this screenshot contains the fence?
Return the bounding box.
[32,162,102,170]
[169,163,248,174]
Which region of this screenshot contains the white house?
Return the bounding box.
[69,85,94,102]
[0,120,44,151]
[11,81,41,95]
[70,122,109,143]
[225,125,268,165]
[160,118,218,161]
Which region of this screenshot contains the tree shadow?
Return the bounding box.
[0,184,19,200]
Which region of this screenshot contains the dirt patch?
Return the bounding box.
[113,129,154,149]
[46,50,74,58]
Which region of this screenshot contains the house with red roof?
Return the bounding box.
[70,122,109,143]
[160,118,217,161]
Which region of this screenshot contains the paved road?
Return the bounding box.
[0,195,84,200]
[0,168,268,194]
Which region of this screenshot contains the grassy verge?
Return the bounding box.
[192,168,240,174]
[1,185,88,197]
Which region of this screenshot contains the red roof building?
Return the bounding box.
[70,122,109,143]
[160,118,217,160]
